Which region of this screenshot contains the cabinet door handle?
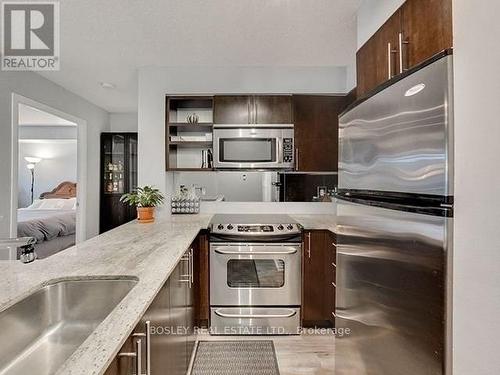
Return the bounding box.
[398,32,409,74]
[332,311,337,319]
[135,338,142,375]
[181,249,192,288]
[145,321,151,375]
[387,42,397,79]
[132,321,151,375]
[307,232,311,258]
[295,148,299,171]
[118,338,142,375]
[180,250,191,284]
[190,247,194,286]
[332,281,337,288]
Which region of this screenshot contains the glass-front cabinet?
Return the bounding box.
[100,133,138,233]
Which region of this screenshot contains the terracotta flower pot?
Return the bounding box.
[137,207,155,223]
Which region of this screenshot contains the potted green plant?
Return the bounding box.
[120,186,165,223]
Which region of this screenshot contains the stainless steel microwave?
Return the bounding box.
[213,124,294,170]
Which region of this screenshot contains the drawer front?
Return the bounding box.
[210,307,301,335]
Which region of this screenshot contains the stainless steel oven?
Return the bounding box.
[210,242,301,306]
[209,214,302,335]
[213,124,294,170]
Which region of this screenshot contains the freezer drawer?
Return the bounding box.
[334,198,452,375]
[210,307,300,335]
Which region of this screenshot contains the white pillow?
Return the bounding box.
[39,199,70,209]
[26,199,44,209]
[66,197,77,210]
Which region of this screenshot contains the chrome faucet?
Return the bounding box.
[0,237,37,263]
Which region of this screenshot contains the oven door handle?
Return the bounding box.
[213,248,298,255]
[214,309,297,319]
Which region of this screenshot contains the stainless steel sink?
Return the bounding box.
[0,277,138,375]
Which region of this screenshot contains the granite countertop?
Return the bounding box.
[291,214,337,233]
[0,213,336,375]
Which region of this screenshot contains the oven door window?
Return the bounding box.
[219,138,276,163]
[227,259,285,288]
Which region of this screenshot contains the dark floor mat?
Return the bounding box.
[191,341,280,375]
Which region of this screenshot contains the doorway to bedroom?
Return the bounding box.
[11,95,87,260]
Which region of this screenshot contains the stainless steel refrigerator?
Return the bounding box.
[335,52,453,375]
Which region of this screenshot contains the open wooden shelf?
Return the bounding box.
[166,95,214,171]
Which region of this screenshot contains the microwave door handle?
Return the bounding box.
[277,139,284,163]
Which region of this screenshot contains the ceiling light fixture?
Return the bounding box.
[405,83,426,97]
[99,82,116,89]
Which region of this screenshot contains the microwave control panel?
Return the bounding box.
[283,138,294,163]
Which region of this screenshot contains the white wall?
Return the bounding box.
[357,0,405,49]
[138,65,349,214]
[110,113,137,132]
[0,71,109,239]
[452,1,500,374]
[18,140,77,208]
[173,171,278,202]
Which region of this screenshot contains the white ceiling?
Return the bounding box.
[38,0,362,113]
[18,103,76,126]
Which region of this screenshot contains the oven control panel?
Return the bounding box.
[212,223,301,236]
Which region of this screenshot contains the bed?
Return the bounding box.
[17,182,77,259]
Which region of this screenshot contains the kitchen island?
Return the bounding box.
[0,213,337,375]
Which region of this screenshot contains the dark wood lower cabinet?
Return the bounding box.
[194,231,210,327]
[103,335,136,375]
[302,230,337,328]
[327,231,337,326]
[104,234,202,375]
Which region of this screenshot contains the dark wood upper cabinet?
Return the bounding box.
[401,0,453,71]
[254,95,293,124]
[357,11,402,98]
[357,0,452,98]
[214,95,292,124]
[293,95,349,172]
[213,96,250,124]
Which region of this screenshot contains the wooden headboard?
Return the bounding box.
[40,181,77,199]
